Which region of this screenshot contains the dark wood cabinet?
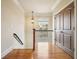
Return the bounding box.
[54,2,74,56]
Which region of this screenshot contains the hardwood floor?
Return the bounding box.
[3,42,73,59]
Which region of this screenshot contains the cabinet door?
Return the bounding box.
[70,7,74,52]
[60,13,64,45]
[55,14,61,44]
[63,9,71,49]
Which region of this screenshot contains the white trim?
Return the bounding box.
[51,0,62,11]
[1,45,14,58]
[53,0,74,15]
[13,0,24,12]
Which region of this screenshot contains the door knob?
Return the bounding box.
[60,31,63,33]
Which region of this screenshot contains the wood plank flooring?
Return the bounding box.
[3,42,73,59]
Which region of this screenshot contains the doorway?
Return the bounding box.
[34,17,53,51]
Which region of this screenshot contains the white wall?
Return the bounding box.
[1,0,25,57]
[48,16,53,42]
[25,16,33,49]
[48,16,52,30]
[73,0,77,59]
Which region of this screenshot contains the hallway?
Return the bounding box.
[3,42,73,59]
[1,0,76,59]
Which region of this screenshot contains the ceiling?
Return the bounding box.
[17,0,61,14]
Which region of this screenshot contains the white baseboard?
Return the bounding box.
[1,45,14,58]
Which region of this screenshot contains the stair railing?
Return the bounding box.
[13,33,23,45]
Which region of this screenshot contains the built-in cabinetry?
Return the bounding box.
[54,2,74,57]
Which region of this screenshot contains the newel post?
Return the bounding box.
[33,29,35,50]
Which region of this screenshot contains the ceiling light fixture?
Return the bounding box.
[32,11,34,24]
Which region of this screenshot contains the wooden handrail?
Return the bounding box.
[13,33,23,45]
